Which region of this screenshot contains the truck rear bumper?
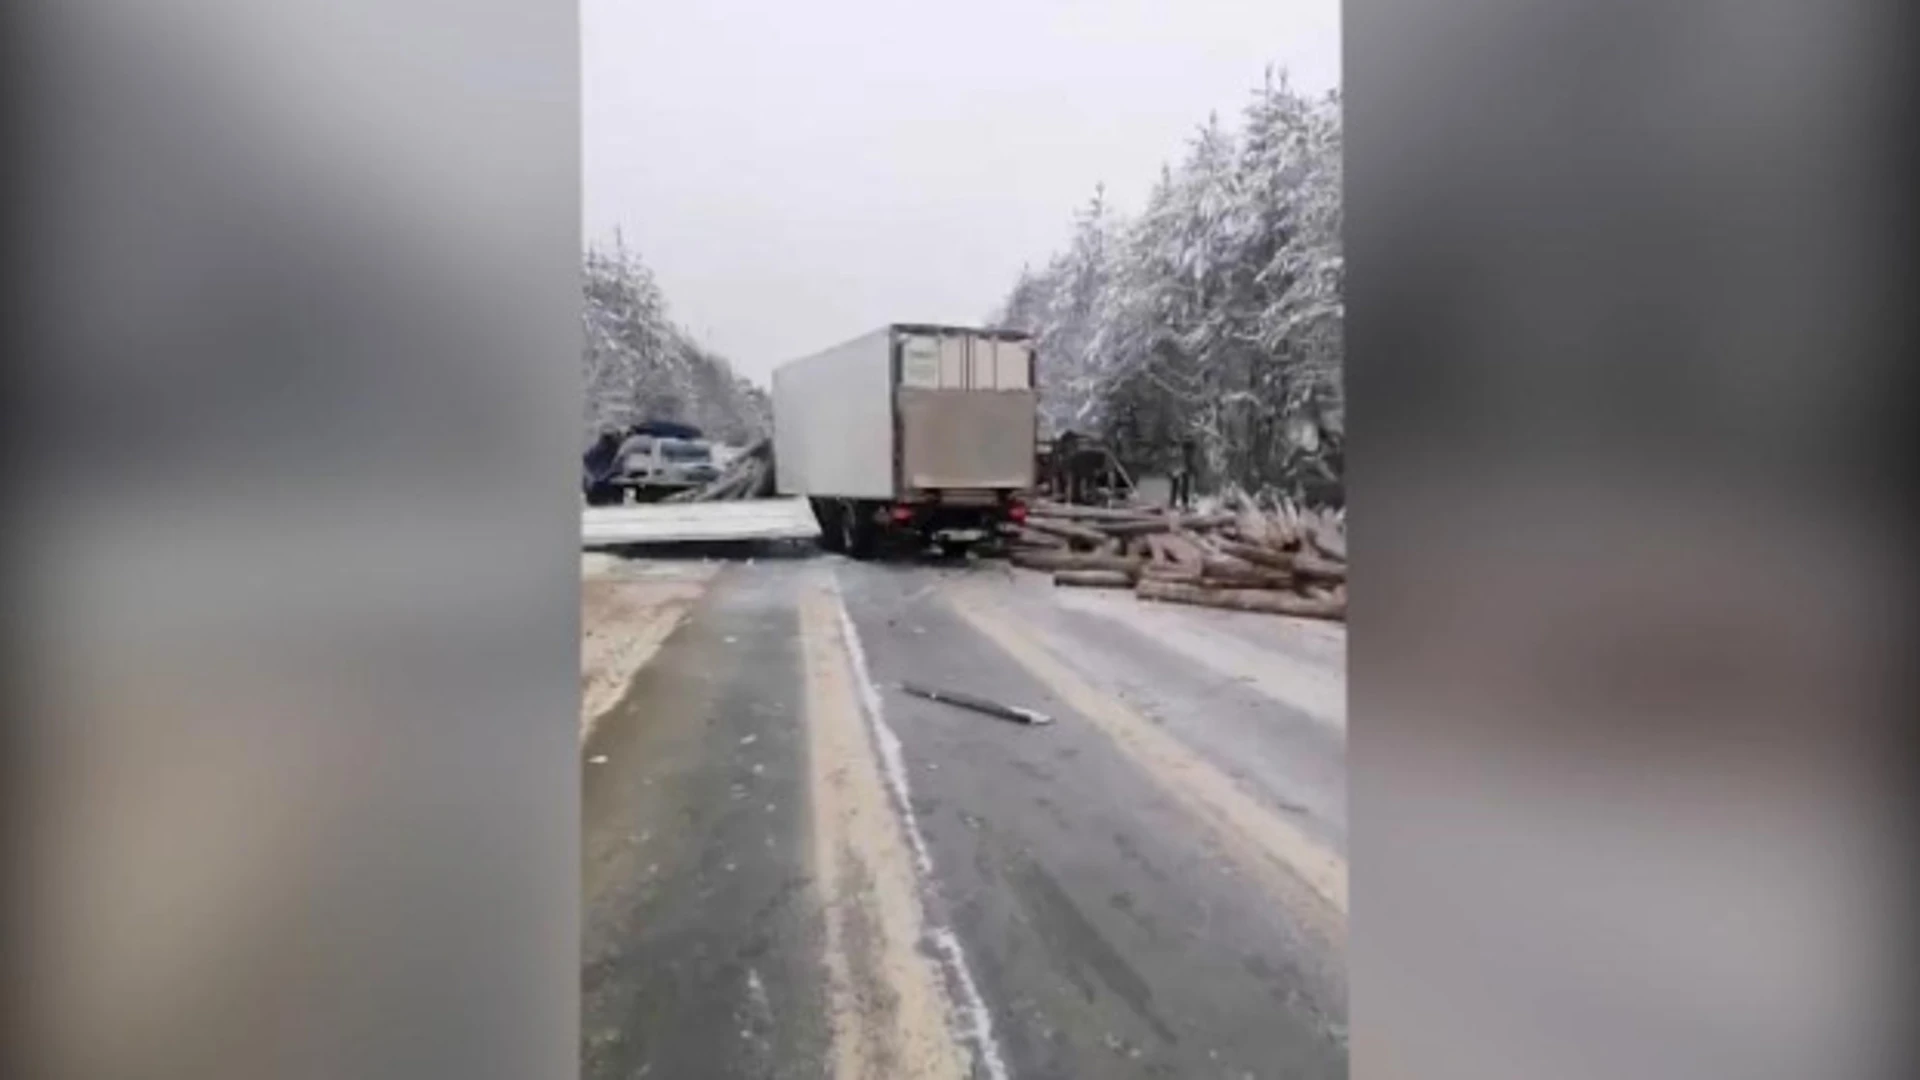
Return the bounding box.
[883,493,1026,534]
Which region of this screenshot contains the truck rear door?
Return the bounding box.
[894,330,1036,492]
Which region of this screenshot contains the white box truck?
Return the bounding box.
[773,324,1036,557]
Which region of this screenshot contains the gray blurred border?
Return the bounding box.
[11,3,581,1079]
[1348,2,1912,1079]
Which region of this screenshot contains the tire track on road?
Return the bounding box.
[801,573,1003,1080]
[946,584,1348,936]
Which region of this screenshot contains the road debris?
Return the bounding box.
[900,681,1054,726]
[589,754,609,764]
[662,437,777,502]
[1000,495,1347,620]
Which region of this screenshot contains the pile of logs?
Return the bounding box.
[1005,498,1347,621]
[663,438,778,502]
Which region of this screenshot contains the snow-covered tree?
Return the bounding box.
[991,67,1343,504]
[582,237,769,445]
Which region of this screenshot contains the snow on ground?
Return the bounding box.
[580,555,719,740]
[1039,570,1346,729]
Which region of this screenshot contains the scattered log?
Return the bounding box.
[1200,558,1294,589]
[1307,526,1346,562]
[1179,512,1240,531]
[1093,517,1176,538]
[1235,510,1276,547]
[1137,579,1346,620]
[1215,539,1296,572]
[1140,534,1175,566]
[1199,554,1258,577]
[1029,502,1164,522]
[1155,532,1209,567]
[1009,550,1144,575]
[665,438,776,503]
[1021,517,1113,549]
[1174,528,1230,561]
[1145,562,1296,590]
[1292,550,1348,584]
[1206,572,1299,590]
[1053,569,1136,589]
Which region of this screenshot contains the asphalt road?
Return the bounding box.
[582,552,1347,1080]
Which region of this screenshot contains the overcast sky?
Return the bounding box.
[583,0,1340,385]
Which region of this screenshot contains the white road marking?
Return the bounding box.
[802,585,969,1080]
[829,576,1012,1080]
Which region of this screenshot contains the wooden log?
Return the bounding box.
[1136,579,1345,620]
[1307,526,1346,561]
[1092,517,1176,538]
[1234,509,1275,547]
[1200,557,1294,589]
[1206,572,1298,590]
[1156,532,1209,567]
[1140,533,1176,566]
[1215,538,1297,572]
[1177,512,1239,532]
[1030,502,1162,522]
[1021,517,1113,549]
[1009,550,1144,575]
[1292,550,1348,584]
[1174,527,1230,561]
[1199,554,1257,577]
[1052,569,1136,589]
[1146,559,1291,589]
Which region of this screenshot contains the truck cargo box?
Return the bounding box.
[772,324,1036,500]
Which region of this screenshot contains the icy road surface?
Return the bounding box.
[582,552,1346,1080]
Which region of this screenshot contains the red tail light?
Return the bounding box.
[889,505,916,523]
[1008,502,1028,523]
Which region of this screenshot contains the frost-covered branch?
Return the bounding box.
[988,69,1343,504]
[582,241,769,445]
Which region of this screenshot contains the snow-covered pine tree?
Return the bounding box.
[989,66,1344,504]
[581,239,769,446]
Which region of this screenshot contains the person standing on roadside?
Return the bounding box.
[1170,436,1198,508]
[1053,429,1082,504]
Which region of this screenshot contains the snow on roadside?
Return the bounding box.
[580,556,718,741]
[1045,574,1346,730]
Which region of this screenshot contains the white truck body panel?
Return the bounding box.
[774,324,1037,500]
[772,327,897,499]
[897,331,1032,390]
[581,498,821,547]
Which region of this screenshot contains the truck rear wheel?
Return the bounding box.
[842,501,876,560]
[813,499,845,553]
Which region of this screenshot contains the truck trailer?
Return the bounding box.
[772,324,1036,557]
